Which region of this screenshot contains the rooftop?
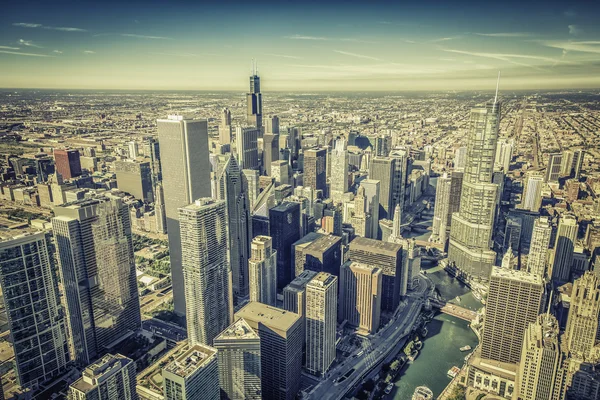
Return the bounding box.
[235,301,301,333]
[349,236,402,255]
[71,354,132,393]
[285,270,318,293]
[214,318,259,341]
[491,266,543,285]
[0,227,44,242]
[307,272,337,288]
[163,344,216,379]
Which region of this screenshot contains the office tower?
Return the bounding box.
[157,115,210,315]
[180,199,232,345]
[494,138,513,172]
[339,261,382,335]
[214,319,262,400]
[504,215,522,252]
[322,206,342,236]
[304,148,327,196]
[271,159,290,185]
[521,173,544,212]
[213,154,252,299]
[563,272,600,360]
[389,204,402,242]
[219,107,232,145]
[351,186,369,237]
[517,313,564,400]
[448,171,463,222]
[237,127,260,170]
[369,157,394,219]
[0,230,69,390]
[162,344,220,400]
[551,213,578,283]
[155,183,167,234]
[545,153,563,183]
[565,179,579,203]
[570,149,584,179]
[243,169,260,209]
[266,115,280,134]
[248,235,277,306]
[448,100,501,281]
[247,63,263,131]
[235,302,303,400]
[53,197,141,365]
[293,232,342,278]
[481,267,543,364]
[114,160,154,203]
[454,146,467,170]
[330,139,349,200]
[402,238,421,291]
[263,132,280,176]
[389,148,408,212]
[360,179,380,239]
[374,135,391,157]
[432,173,451,243]
[305,273,338,376]
[283,270,318,317]
[349,237,404,311]
[54,148,82,179]
[269,202,301,289]
[69,354,136,400]
[527,217,552,278]
[127,141,139,159]
[285,126,301,161]
[144,137,162,183]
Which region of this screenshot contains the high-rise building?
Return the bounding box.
[432,173,451,243]
[52,197,141,365]
[127,140,139,160]
[481,267,544,364]
[494,138,513,172]
[263,132,280,176]
[292,232,342,278]
[270,202,301,289]
[68,354,137,400]
[180,199,232,346]
[247,65,263,131]
[157,115,210,315]
[162,344,220,400]
[213,154,252,299]
[248,235,277,306]
[374,135,391,157]
[114,160,154,203]
[304,148,327,197]
[305,273,338,376]
[389,148,408,213]
[154,183,167,234]
[454,146,467,170]
[527,217,552,278]
[235,302,303,400]
[54,148,82,179]
[236,127,260,170]
[0,230,69,390]
[563,272,600,361]
[351,186,369,237]
[144,138,162,183]
[545,153,563,183]
[266,115,280,135]
[360,179,380,239]
[504,215,523,252]
[283,270,318,318]
[521,173,544,212]
[243,169,260,209]
[551,213,578,283]
[271,159,289,185]
[517,313,564,400]
[330,139,349,200]
[219,107,232,145]
[339,261,382,335]
[448,101,501,281]
[349,237,404,311]
[369,157,394,219]
[213,319,262,400]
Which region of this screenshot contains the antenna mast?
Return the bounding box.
[494,71,501,105]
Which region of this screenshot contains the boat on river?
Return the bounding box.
[384,383,394,395]
[412,386,434,400]
[447,366,460,378]
[460,345,472,352]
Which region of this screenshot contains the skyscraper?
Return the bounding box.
[339,261,382,335]
[360,179,380,239]
[269,202,301,289]
[494,138,513,172]
[527,217,552,278]
[448,100,501,281]
[248,235,277,306]
[155,183,167,234]
[545,153,563,183]
[292,232,342,278]
[247,63,263,131]
[305,273,338,376]
[263,132,280,176]
[481,267,544,364]
[389,148,409,213]
[52,197,141,365]
[213,319,262,400]
[219,107,232,145]
[266,115,280,134]
[432,172,451,243]
[351,186,369,237]
[179,198,233,345]
[304,148,327,197]
[235,302,303,400]
[283,270,318,317]
[521,172,544,212]
[114,160,154,203]
[369,157,394,220]
[213,154,252,299]
[157,115,210,315]
[54,148,82,179]
[162,344,220,400]
[563,272,600,361]
[236,127,260,170]
[330,139,349,200]
[0,230,69,390]
[551,213,578,283]
[68,354,137,400]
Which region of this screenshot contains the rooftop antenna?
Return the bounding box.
[256,59,258,75]
[546,290,553,316]
[494,71,501,105]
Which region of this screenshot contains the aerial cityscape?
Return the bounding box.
[1,1,600,399]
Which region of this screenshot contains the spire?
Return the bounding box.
[392,204,402,238]
[494,71,501,106]
[546,290,553,316]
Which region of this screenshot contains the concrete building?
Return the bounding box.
[54,148,82,180]
[248,235,277,306]
[179,199,232,346]
[236,127,260,171]
[235,302,303,400]
[305,273,338,376]
[551,213,578,283]
[269,202,301,289]
[247,68,262,131]
[563,272,600,361]
[263,132,279,176]
[214,319,261,400]
[303,148,327,197]
[545,153,563,183]
[157,115,210,315]
[271,159,289,185]
[432,172,451,243]
[368,157,394,220]
[283,270,318,318]
[330,139,349,201]
[69,354,137,400]
[339,261,382,335]
[527,217,552,278]
[351,186,369,238]
[292,232,342,278]
[360,179,380,239]
[114,160,154,203]
[163,344,220,400]
[521,172,544,212]
[219,108,232,145]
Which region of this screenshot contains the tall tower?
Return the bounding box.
[53,148,82,180]
[248,235,278,306]
[305,272,338,376]
[69,354,137,400]
[162,344,220,400]
[551,213,578,283]
[390,203,402,240]
[339,261,382,335]
[527,217,552,278]
[521,172,544,212]
[179,198,233,345]
[389,148,409,213]
[360,179,380,239]
[368,157,394,219]
[269,202,301,289]
[154,182,167,233]
[157,115,210,315]
[219,107,232,145]
[247,60,263,132]
[236,126,260,170]
[213,154,252,299]
[330,139,349,201]
[0,230,69,390]
[448,90,501,281]
[303,148,328,197]
[263,132,280,176]
[213,319,262,400]
[545,153,563,183]
[432,173,452,243]
[351,186,369,237]
[563,272,600,360]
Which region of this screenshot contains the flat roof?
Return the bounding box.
[308,272,337,288]
[235,302,300,333]
[0,227,44,243]
[491,266,543,285]
[214,318,259,341]
[349,236,402,255]
[163,344,216,379]
[285,270,318,293]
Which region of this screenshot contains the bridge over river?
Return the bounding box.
[429,298,477,322]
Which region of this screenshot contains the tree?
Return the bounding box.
[448,385,466,400]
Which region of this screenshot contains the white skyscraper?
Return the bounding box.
[69,354,137,400]
[527,217,552,278]
[248,235,278,306]
[360,179,380,239]
[432,173,451,243]
[330,139,349,201]
[180,198,233,345]
[521,173,544,212]
[157,115,210,315]
[494,138,513,172]
[551,213,578,283]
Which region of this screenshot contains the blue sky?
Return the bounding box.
[2,0,600,90]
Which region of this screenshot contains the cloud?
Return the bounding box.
[430,37,461,43]
[19,39,42,48]
[564,10,577,18]
[284,34,328,41]
[0,50,53,57]
[0,46,20,50]
[148,52,219,57]
[539,40,600,55]
[13,22,86,32]
[333,50,382,61]
[474,32,533,37]
[263,53,303,60]
[53,50,63,54]
[84,50,95,54]
[120,34,171,40]
[441,48,565,70]
[340,38,379,44]
[568,25,582,36]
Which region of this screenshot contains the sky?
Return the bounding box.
[2,0,600,91]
